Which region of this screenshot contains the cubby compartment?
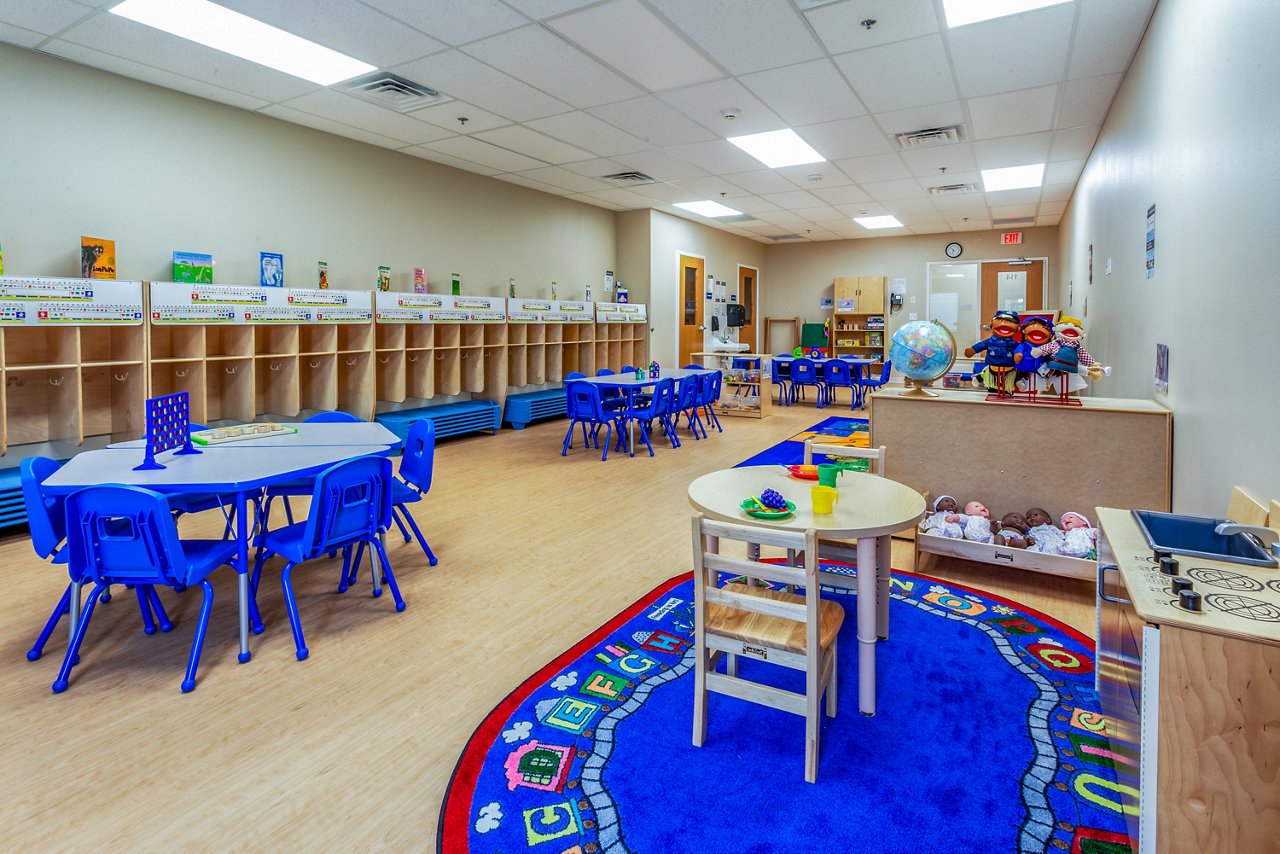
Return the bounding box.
[337,323,371,353]
[376,350,406,403]
[300,354,337,413]
[150,325,205,361]
[408,324,434,350]
[528,344,546,385]
[434,349,461,396]
[406,350,434,400]
[199,325,248,359]
[299,324,336,355]
[337,353,373,418]
[461,349,485,394]
[255,324,298,357]
[545,345,563,383]
[484,324,506,346]
[508,324,527,346]
[507,345,528,388]
[435,325,460,349]
[527,325,546,345]
[462,324,484,348]
[79,326,144,364]
[562,343,581,377]
[254,355,299,418]
[595,341,609,371]
[205,359,252,424]
[4,327,79,367]
[483,346,506,397]
[149,360,207,424]
[4,367,81,447]
[376,323,405,351]
[544,325,562,345]
[80,364,145,441]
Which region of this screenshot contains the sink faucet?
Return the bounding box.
[1215,522,1280,554]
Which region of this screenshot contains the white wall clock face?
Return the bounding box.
[945,242,963,258]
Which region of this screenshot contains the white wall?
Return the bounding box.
[1056,0,1280,515]
[0,44,615,300]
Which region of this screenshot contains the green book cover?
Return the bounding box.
[173,251,213,283]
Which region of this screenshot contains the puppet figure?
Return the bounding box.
[947,500,996,544]
[922,495,964,538]
[965,309,1021,396]
[993,512,1034,549]
[1025,507,1065,555]
[1031,316,1111,397]
[1060,511,1099,558]
[1013,316,1054,394]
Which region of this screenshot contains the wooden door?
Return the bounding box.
[855,276,886,313]
[980,260,1044,327]
[678,254,705,365]
[737,265,758,351]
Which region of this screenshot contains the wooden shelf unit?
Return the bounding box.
[691,352,770,419]
[832,276,887,364]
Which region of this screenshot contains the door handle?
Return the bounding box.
[1097,563,1131,605]
[697,325,706,331]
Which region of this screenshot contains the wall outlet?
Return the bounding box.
[909,312,918,321]
[1105,257,1112,275]
[909,295,917,303]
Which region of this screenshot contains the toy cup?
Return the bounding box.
[817,464,843,487]
[811,485,839,515]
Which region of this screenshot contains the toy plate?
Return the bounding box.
[741,498,796,519]
[785,464,819,480]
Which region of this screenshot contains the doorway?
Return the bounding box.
[678,254,705,365]
[737,265,758,352]
[979,259,1045,328]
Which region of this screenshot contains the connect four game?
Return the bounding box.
[134,391,202,471]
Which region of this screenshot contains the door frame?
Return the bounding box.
[925,255,1050,336]
[737,263,760,353]
[676,251,707,366]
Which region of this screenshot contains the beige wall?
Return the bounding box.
[1055,0,1280,515]
[647,210,768,365]
[763,227,1059,363]
[0,44,615,300]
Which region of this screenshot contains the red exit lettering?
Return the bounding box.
[1001,231,1023,245]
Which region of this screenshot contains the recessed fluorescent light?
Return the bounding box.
[674,200,744,218]
[942,0,1072,28]
[727,129,825,169]
[981,163,1046,191]
[110,0,375,85]
[854,215,904,229]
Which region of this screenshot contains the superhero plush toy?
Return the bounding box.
[964,309,1020,396]
[1030,315,1110,397]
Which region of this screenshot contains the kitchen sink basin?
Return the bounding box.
[1131,510,1278,568]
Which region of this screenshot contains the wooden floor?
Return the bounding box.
[0,397,1095,848]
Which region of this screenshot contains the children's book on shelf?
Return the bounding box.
[377,264,391,292]
[172,251,213,283]
[260,251,284,287]
[318,260,329,289]
[80,236,116,279]
[413,267,426,293]
[0,240,5,275]
[868,331,883,347]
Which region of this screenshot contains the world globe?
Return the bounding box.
[888,319,957,397]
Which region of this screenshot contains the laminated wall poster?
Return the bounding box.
[80,236,116,279]
[260,251,284,287]
[173,251,213,283]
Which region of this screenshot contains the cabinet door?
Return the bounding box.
[833,277,857,302]
[856,277,885,313]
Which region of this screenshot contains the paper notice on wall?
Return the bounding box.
[1146,204,1156,279]
[1154,343,1169,394]
[929,292,959,331]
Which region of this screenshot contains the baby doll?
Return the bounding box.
[1025,507,1065,555]
[922,495,964,538]
[1060,511,1099,558]
[993,512,1034,549]
[947,500,996,544]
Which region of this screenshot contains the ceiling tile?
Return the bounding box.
[502,0,599,20]
[402,145,503,176]
[496,173,571,196]
[419,136,549,171]
[408,100,511,133]
[547,0,722,92]
[629,182,697,204]
[1044,159,1084,184]
[1056,74,1121,128]
[794,116,892,160]
[833,153,912,183]
[930,191,989,210]
[216,0,445,68]
[835,34,957,113]
[718,197,779,214]
[612,147,709,181]
[474,125,595,164]
[811,184,874,206]
[973,132,1052,169]
[946,3,1074,97]
[775,162,855,191]
[670,175,749,199]
[989,203,1038,219]
[0,21,47,48]
[0,0,92,36]
[761,189,823,209]
[40,40,271,111]
[278,90,458,145]
[1039,183,1075,202]
[525,111,651,157]
[662,140,762,175]
[898,143,978,178]
[1068,0,1156,79]
[648,0,824,75]
[391,51,571,121]
[1038,199,1067,216]
[1049,126,1100,162]
[559,157,630,179]
[916,170,982,191]
[862,179,929,201]
[872,100,965,136]
[984,189,1042,207]
[361,0,528,46]
[805,0,940,54]
[658,78,782,136]
[463,25,642,108]
[896,211,948,227]
[791,205,843,222]
[584,187,658,208]
[738,59,866,127]
[588,96,717,148]
[1035,214,1061,226]
[723,169,803,195]
[260,104,415,150]
[567,193,627,211]
[967,85,1058,139]
[883,197,944,213]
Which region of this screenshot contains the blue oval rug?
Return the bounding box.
[439,566,1133,853]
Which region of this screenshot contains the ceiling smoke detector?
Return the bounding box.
[721,108,741,121]
[806,173,824,184]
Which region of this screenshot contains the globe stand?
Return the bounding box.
[901,379,940,398]
[890,318,958,398]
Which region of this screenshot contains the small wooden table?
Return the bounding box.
[687,466,925,715]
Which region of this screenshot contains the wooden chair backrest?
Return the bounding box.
[803,440,886,476]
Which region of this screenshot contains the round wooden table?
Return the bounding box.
[688,466,926,715]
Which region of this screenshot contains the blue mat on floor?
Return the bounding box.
[733,415,870,468]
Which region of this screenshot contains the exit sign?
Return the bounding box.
[1001,231,1023,245]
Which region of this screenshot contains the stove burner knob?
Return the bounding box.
[1171,577,1194,594]
[1178,590,1203,612]
[1159,556,1180,576]
[1154,548,1174,561]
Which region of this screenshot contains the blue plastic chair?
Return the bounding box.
[789,358,824,407]
[615,376,674,457]
[675,373,706,440]
[698,371,724,433]
[166,422,239,536]
[252,456,403,660]
[305,410,362,423]
[823,359,856,409]
[561,372,599,451]
[21,457,171,663]
[771,356,793,405]
[594,368,627,412]
[857,360,893,407]
[562,382,617,461]
[53,486,237,693]
[387,419,439,568]
[261,410,364,529]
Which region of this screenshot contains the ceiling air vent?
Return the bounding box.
[345,71,450,113]
[993,216,1036,226]
[767,233,805,241]
[894,125,965,149]
[927,182,978,196]
[600,171,657,186]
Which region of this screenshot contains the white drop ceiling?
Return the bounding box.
[1,0,1156,242]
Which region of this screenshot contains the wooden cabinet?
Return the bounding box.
[832,276,887,364]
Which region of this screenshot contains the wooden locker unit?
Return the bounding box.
[832,276,888,365]
[299,353,338,412]
[405,350,433,400]
[507,323,528,388]
[337,353,373,417]
[207,359,253,423]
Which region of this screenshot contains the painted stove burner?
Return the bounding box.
[1202,594,1280,623]
[1186,567,1263,592]
[1269,579,1280,595]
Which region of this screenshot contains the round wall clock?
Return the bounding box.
[945,242,963,258]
